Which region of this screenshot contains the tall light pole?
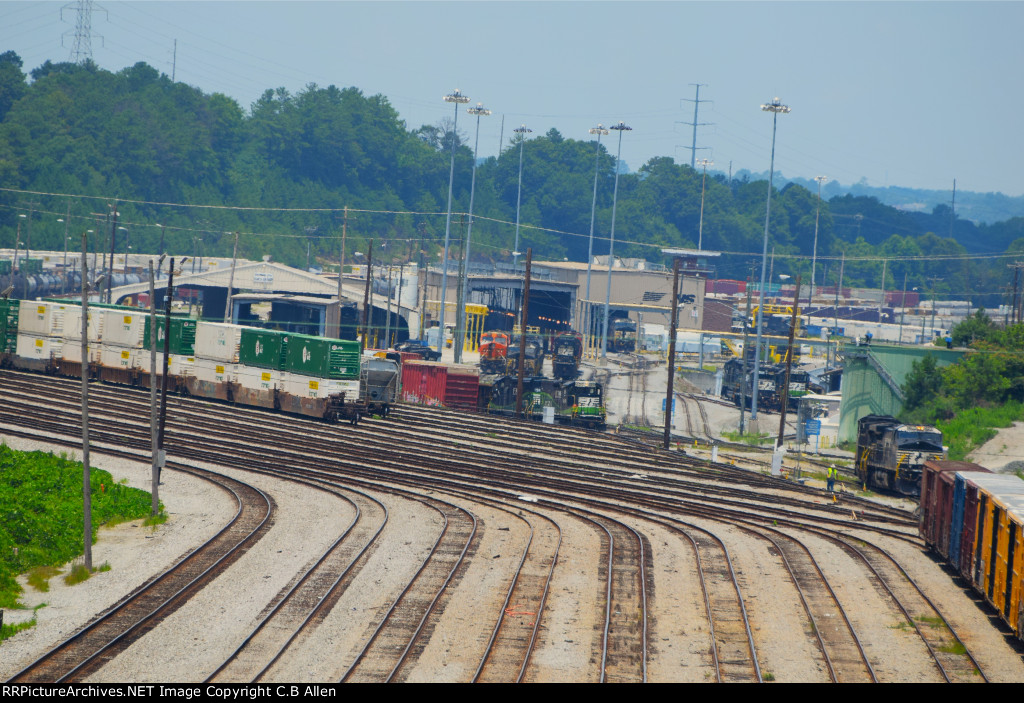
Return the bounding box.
[512,124,532,269]
[585,124,608,348]
[810,175,827,307]
[600,121,631,359]
[751,98,790,422]
[436,88,470,354]
[696,158,713,250]
[454,102,491,364]
[119,226,129,272]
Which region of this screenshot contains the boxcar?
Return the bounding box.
[920,460,990,560]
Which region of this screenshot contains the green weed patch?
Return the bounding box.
[0,444,155,607]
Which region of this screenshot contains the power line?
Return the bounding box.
[61,0,105,64]
[678,83,712,169]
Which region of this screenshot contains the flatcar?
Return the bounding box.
[551,331,583,380]
[855,414,945,496]
[0,298,391,425]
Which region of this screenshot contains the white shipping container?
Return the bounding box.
[190,357,236,384]
[236,366,279,391]
[60,340,100,364]
[18,300,67,336]
[100,343,138,370]
[137,352,194,376]
[100,308,147,347]
[64,307,103,342]
[280,372,358,399]
[16,333,60,360]
[194,321,244,362]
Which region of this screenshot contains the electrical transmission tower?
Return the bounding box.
[678,83,713,168]
[62,1,105,64]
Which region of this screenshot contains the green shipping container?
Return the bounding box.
[284,334,361,379]
[143,317,197,355]
[0,260,12,275]
[238,328,289,370]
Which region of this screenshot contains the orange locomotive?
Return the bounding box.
[478,330,509,375]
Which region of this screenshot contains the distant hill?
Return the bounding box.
[734,170,1024,225]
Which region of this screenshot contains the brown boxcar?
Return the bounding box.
[920,460,989,559]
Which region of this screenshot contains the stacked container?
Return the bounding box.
[283,334,360,379]
[239,328,288,370]
[143,316,197,355]
[0,298,20,353]
[279,334,361,400]
[16,300,69,365]
[191,322,245,385]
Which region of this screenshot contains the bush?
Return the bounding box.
[0,444,155,607]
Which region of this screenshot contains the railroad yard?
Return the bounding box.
[2,362,1024,683]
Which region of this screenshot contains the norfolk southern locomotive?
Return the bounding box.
[855,415,946,496]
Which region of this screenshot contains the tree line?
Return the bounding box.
[2,53,1024,308]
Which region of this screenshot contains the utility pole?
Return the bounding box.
[148,260,160,515]
[678,83,712,168]
[927,276,943,335]
[514,248,533,418]
[223,231,238,323]
[62,200,71,292]
[777,275,801,449]
[878,258,887,323]
[157,259,174,486]
[1008,263,1024,326]
[338,206,349,298]
[361,239,373,352]
[664,257,681,450]
[106,203,118,304]
[79,230,93,571]
[454,214,467,363]
[739,271,754,435]
[898,271,909,344]
[417,221,428,340]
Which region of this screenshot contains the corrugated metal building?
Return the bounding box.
[838,343,965,443]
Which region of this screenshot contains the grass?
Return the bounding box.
[0,603,46,642]
[143,511,168,528]
[63,560,110,587]
[722,430,772,447]
[0,443,157,607]
[26,565,61,593]
[914,615,946,628]
[933,401,1024,461]
[938,640,968,655]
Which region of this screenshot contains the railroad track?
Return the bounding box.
[0,369,1006,682]
[7,465,273,683]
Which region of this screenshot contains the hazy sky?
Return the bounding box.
[3,1,1023,196]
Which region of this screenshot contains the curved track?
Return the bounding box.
[0,369,1009,683]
